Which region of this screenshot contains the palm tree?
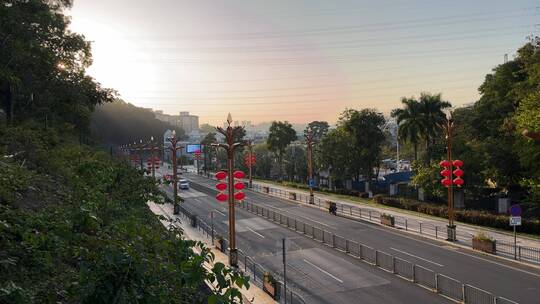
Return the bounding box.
[418,93,451,149]
[391,98,423,161]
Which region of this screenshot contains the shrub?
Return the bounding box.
[373,195,540,234]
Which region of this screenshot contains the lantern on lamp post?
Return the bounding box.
[212,113,245,267]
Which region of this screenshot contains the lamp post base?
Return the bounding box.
[309,194,315,204]
[229,248,238,267]
[173,203,180,215]
[447,225,457,242]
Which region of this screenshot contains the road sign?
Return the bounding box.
[308,178,315,187]
[510,216,522,226]
[509,204,522,217]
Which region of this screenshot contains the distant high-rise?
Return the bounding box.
[178,111,199,134]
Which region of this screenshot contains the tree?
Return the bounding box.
[344,109,386,181]
[199,123,215,134]
[317,126,356,185]
[0,0,114,128]
[391,93,451,161]
[267,121,297,180]
[304,121,329,142]
[391,98,423,161]
[91,100,185,146]
[201,132,217,171]
[417,93,451,153]
[283,144,307,182]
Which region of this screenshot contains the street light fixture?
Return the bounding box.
[213,113,245,267]
[167,130,184,215]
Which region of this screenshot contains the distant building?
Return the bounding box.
[178,111,199,134]
[154,110,199,135]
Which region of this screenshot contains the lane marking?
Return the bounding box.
[303,259,343,283]
[213,209,226,217]
[189,177,540,279]
[247,227,265,238]
[390,247,444,267]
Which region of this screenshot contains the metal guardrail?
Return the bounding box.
[174,203,307,304]
[240,200,519,304]
[250,183,540,264]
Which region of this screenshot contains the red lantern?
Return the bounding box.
[216,193,228,202]
[439,160,451,167]
[233,170,245,179]
[215,171,227,180]
[234,182,245,190]
[441,178,452,187]
[234,192,246,200]
[440,169,451,177]
[453,168,464,177]
[453,177,464,186]
[453,159,463,167]
[216,183,227,191]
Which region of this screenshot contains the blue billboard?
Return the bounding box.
[186,144,201,153]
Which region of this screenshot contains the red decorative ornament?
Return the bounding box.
[439,160,451,167]
[216,193,228,202]
[441,178,452,187]
[234,192,246,200]
[234,182,245,190]
[216,183,227,191]
[452,159,464,167]
[453,168,464,177]
[233,170,245,179]
[440,169,451,177]
[215,171,227,180]
[453,177,464,186]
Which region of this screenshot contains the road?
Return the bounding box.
[184,173,540,304]
[161,178,450,304]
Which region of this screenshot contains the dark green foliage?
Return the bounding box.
[0,126,249,303]
[90,100,186,146]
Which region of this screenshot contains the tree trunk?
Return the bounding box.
[414,143,418,161]
[1,82,14,125]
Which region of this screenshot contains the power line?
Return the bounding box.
[127,8,537,41]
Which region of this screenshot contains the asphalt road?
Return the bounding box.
[161,181,449,304]
[184,173,540,304]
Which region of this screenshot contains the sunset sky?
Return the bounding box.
[68,0,539,125]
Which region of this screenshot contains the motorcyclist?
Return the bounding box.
[329,202,337,215]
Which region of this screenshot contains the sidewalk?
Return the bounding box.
[147,201,276,304]
[249,179,540,263]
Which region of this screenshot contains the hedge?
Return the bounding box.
[373,194,540,235]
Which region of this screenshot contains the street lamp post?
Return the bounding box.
[167,130,183,215]
[149,136,160,180]
[246,139,254,188]
[441,113,457,241]
[305,128,315,204]
[213,113,245,267]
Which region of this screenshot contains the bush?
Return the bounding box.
[373,195,540,234]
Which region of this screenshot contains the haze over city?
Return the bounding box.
[69,0,539,124]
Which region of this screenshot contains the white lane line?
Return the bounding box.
[247,227,265,238]
[390,247,444,267]
[213,209,226,217]
[303,259,343,283]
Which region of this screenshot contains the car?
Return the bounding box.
[179,178,189,190]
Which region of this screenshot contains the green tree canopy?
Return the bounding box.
[267,121,297,180]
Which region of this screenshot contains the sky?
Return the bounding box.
[68,0,539,125]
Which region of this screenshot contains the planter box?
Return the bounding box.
[289,192,297,200]
[381,214,395,227]
[214,239,225,252]
[263,186,270,193]
[263,275,279,299]
[472,238,496,254]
